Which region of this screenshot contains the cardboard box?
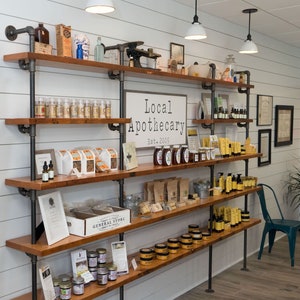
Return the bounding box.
[56,24,72,57]
[34,42,53,55]
[66,206,131,237]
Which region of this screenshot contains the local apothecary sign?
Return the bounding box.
[125,91,187,148]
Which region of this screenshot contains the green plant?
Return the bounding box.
[287,167,300,209]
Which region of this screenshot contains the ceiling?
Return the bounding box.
[176,0,300,48]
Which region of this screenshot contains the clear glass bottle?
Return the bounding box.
[77,99,85,118]
[48,98,57,118]
[224,54,236,82]
[99,100,106,118]
[70,99,78,118]
[63,98,71,118]
[94,37,105,62]
[84,99,91,118]
[56,98,64,118]
[92,100,99,118]
[105,100,111,118]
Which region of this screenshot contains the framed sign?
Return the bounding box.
[258,129,271,167]
[274,105,294,147]
[35,149,57,179]
[125,91,187,148]
[257,95,273,126]
[170,42,184,65]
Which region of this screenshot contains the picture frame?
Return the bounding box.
[170,42,184,65]
[274,105,294,147]
[258,129,271,167]
[38,191,69,245]
[35,149,58,179]
[257,95,273,126]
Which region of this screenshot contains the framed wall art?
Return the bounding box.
[274,105,294,147]
[35,149,58,179]
[258,129,271,167]
[170,42,184,65]
[257,95,273,126]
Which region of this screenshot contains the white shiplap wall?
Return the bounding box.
[1,0,300,299]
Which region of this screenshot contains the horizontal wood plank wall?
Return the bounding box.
[0,0,299,299]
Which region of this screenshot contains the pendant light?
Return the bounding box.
[185,0,207,40]
[85,0,115,14]
[239,8,258,54]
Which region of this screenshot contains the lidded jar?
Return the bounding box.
[223,54,236,82]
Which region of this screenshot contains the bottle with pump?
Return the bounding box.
[35,23,49,44]
[94,37,105,62]
[48,160,54,180]
[237,174,243,191]
[42,161,49,182]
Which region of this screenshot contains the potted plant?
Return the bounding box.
[287,167,300,209]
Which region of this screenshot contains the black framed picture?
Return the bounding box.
[170,42,184,65]
[257,95,273,126]
[258,129,271,167]
[274,105,294,147]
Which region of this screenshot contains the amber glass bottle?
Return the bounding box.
[35,23,49,44]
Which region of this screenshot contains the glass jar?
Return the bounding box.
[180,145,189,164]
[107,264,118,281]
[72,276,84,295]
[84,99,91,118]
[172,145,181,165]
[59,280,71,300]
[35,97,45,118]
[223,54,236,82]
[56,98,64,118]
[96,248,107,264]
[153,146,163,166]
[63,98,71,118]
[87,250,98,267]
[162,146,172,166]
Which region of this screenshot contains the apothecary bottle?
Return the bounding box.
[35,97,45,118]
[94,37,105,62]
[35,23,49,44]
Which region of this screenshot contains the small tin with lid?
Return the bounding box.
[72,276,85,295]
[180,234,193,249]
[191,229,202,244]
[202,231,211,241]
[154,243,168,254]
[188,224,199,233]
[167,238,180,254]
[140,248,154,265]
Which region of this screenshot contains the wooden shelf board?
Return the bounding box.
[5,118,131,125]
[3,52,254,89]
[12,218,260,300]
[6,186,261,257]
[193,118,253,124]
[5,153,262,190]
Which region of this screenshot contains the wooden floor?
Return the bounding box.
[176,233,300,300]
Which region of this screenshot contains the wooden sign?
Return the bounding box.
[125,91,187,148]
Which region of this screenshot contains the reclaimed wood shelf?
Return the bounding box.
[12,218,261,300]
[5,118,131,125]
[6,186,261,257]
[5,153,262,191]
[193,118,253,125]
[3,52,254,89]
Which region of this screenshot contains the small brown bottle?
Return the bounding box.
[35,23,49,44]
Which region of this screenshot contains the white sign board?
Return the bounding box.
[125,91,187,148]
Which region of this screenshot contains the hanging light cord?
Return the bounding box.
[247,11,252,41]
[193,0,199,24]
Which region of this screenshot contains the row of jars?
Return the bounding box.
[153,145,215,166]
[35,97,112,119]
[139,224,211,265]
